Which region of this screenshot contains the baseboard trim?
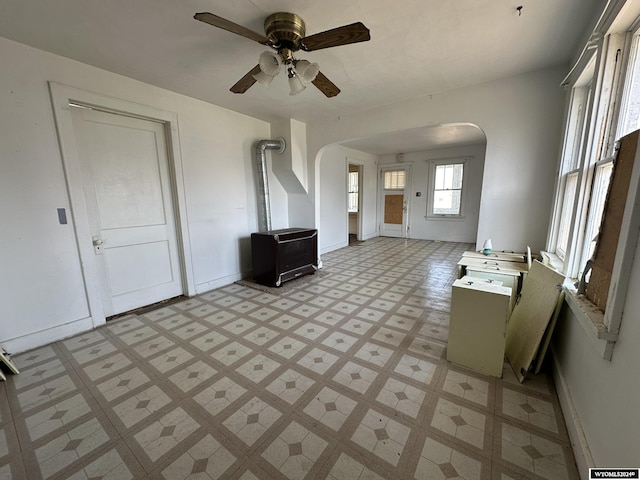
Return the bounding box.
[320,241,349,255]
[3,316,98,354]
[551,346,595,479]
[195,273,243,295]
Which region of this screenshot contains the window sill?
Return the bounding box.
[564,287,617,360]
[540,251,616,360]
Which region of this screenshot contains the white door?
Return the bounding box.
[71,106,183,317]
[379,166,410,237]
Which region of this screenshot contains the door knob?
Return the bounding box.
[92,237,104,254]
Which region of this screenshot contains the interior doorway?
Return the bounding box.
[379,165,411,237]
[347,161,362,243]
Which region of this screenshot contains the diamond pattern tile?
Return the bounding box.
[2,238,578,480]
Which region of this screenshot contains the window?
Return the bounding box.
[550,33,626,278]
[348,171,359,213]
[427,160,465,217]
[384,170,405,189]
[551,79,592,265]
[549,18,640,359]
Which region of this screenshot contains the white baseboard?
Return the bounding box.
[195,272,244,295]
[361,232,379,241]
[551,346,595,480]
[3,316,98,354]
[320,241,349,255]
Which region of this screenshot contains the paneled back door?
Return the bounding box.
[71,106,183,317]
[379,166,410,237]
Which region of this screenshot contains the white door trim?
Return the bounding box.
[378,163,412,237]
[346,157,364,242]
[48,82,195,328]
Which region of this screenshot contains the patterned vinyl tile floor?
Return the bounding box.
[0,238,579,479]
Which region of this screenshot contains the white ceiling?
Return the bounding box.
[0,0,601,153]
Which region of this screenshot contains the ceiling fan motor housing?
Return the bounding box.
[265,12,306,56]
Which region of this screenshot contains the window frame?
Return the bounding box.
[426,158,468,219]
[548,19,640,360]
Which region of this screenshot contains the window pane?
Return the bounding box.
[583,162,614,264]
[384,170,405,189]
[435,164,463,190]
[435,167,445,190]
[348,192,358,213]
[348,172,359,193]
[451,164,463,189]
[433,190,461,215]
[620,35,640,137]
[557,172,578,259]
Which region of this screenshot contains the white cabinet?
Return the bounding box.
[447,277,512,377]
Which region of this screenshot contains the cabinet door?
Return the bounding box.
[448,282,511,377]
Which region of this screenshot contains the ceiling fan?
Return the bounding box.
[194,11,371,97]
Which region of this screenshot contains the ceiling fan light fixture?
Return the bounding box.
[294,59,320,84]
[195,11,368,97]
[257,50,282,77]
[288,68,306,95]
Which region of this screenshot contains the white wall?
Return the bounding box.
[308,67,566,253]
[318,145,378,253]
[0,37,276,352]
[378,144,486,243]
[552,233,640,467]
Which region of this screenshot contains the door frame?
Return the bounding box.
[378,163,412,238]
[49,82,195,328]
[346,158,364,242]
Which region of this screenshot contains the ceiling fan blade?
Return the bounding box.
[312,71,341,97]
[301,22,370,51]
[194,12,271,45]
[230,65,261,94]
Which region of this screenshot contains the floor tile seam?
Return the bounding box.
[326,360,441,403]
[423,394,496,462]
[358,385,439,429]
[492,414,574,448]
[495,385,569,427]
[497,379,556,402]
[407,424,495,476]
[5,368,92,422]
[489,450,578,480]
[200,399,300,460]
[307,438,399,480]
[146,440,248,480]
[14,343,77,379]
[0,457,28,480]
[433,386,497,417]
[12,386,114,453]
[397,418,464,480]
[248,416,342,480]
[21,411,122,480]
[332,414,416,473]
[68,337,200,391]
[87,368,186,415]
[97,382,201,437]
[491,423,580,480]
[35,433,144,480]
[3,361,76,399]
[491,409,569,443]
[119,414,208,475]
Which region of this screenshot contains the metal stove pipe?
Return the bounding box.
[255,137,286,231]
